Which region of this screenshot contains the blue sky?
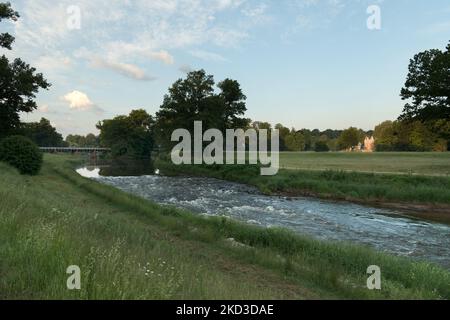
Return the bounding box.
[5,0,450,136]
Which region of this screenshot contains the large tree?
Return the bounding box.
[20,118,66,147]
[155,70,250,148]
[337,127,362,150]
[0,2,50,140]
[97,109,154,160]
[400,42,450,122]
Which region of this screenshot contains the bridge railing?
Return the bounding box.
[40,147,111,153]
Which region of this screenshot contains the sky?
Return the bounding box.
[3,0,450,136]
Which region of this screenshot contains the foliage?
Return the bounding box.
[337,127,363,150]
[0,2,19,50]
[66,134,99,147]
[155,70,250,149]
[20,118,66,147]
[0,2,50,140]
[314,141,330,152]
[97,109,154,160]
[400,42,450,122]
[0,135,43,175]
[374,120,444,152]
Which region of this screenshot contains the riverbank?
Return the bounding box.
[1,155,449,299]
[155,160,450,224]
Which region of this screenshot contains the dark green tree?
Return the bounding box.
[155,70,249,148]
[97,109,154,160]
[0,2,50,140]
[0,2,18,49]
[314,141,330,152]
[337,127,362,150]
[218,79,249,130]
[20,118,66,147]
[66,133,99,147]
[400,42,450,122]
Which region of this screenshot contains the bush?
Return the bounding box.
[0,135,43,175]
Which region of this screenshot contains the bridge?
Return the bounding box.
[39,147,111,153]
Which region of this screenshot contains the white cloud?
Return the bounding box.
[91,57,155,81]
[38,105,50,113]
[13,0,253,56]
[63,91,93,110]
[189,50,228,62]
[35,53,71,73]
[74,48,156,81]
[146,50,175,65]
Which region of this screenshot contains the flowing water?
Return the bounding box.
[77,167,450,269]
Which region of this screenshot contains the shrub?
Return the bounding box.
[0,135,43,175]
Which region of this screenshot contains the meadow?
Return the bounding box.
[0,154,449,299]
[279,152,450,176]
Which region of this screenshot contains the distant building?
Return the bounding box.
[345,136,375,152]
[363,136,375,152]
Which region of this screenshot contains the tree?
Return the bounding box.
[0,2,19,49]
[373,120,443,152]
[400,42,450,122]
[337,127,362,150]
[66,133,99,147]
[0,2,51,140]
[97,109,154,159]
[314,141,330,152]
[155,70,249,148]
[374,121,395,147]
[218,79,249,130]
[20,118,66,147]
[285,129,305,151]
[275,123,290,151]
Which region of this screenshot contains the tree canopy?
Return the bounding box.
[337,127,363,150]
[66,134,99,148]
[400,42,450,122]
[20,118,66,147]
[0,2,19,50]
[155,70,250,148]
[97,109,154,159]
[0,2,50,140]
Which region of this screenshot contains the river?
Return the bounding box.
[77,167,450,269]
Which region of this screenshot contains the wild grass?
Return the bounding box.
[0,155,449,299]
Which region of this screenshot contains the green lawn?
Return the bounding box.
[0,155,448,299]
[280,152,450,176]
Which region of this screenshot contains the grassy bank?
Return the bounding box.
[0,155,449,299]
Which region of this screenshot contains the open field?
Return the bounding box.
[280,152,450,176]
[1,155,449,299]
